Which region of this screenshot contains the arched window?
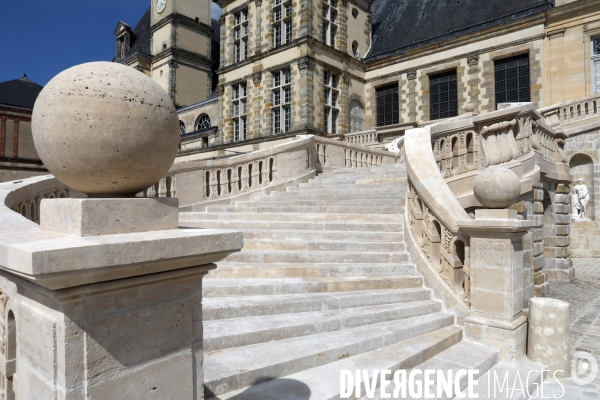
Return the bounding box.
[179,121,186,135]
[349,100,364,133]
[197,114,211,130]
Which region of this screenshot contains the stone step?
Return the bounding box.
[241,229,404,242]
[268,191,404,199]
[358,340,500,400]
[180,220,404,232]
[285,186,405,194]
[181,212,397,224]
[206,262,415,279]
[299,181,406,189]
[235,199,405,207]
[456,358,546,400]
[202,287,431,320]
[202,276,423,297]
[224,249,410,263]
[326,165,406,175]
[206,205,405,214]
[204,318,459,398]
[242,239,405,252]
[204,300,443,351]
[306,177,407,186]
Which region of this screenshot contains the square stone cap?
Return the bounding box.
[0,227,243,290]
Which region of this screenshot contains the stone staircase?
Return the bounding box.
[180,164,505,399]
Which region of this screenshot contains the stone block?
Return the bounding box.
[555,184,570,194]
[555,247,570,258]
[555,204,571,214]
[555,236,570,247]
[465,319,527,362]
[555,225,570,236]
[533,202,544,214]
[40,198,179,236]
[533,189,544,201]
[527,298,570,378]
[555,214,571,225]
[533,256,545,271]
[555,194,570,204]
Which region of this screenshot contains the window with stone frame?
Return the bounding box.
[494,53,530,106]
[376,85,399,127]
[430,70,458,120]
[593,37,600,94]
[232,83,247,142]
[322,0,337,47]
[272,69,292,134]
[323,70,339,134]
[273,0,293,48]
[234,10,249,63]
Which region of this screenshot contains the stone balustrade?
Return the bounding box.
[3,176,69,224]
[539,93,600,132]
[144,135,401,210]
[403,103,573,361]
[343,129,378,145]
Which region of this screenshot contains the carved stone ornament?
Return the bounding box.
[297,57,315,70]
[407,70,417,80]
[342,73,351,85]
[219,14,226,25]
[253,73,262,84]
[467,54,479,66]
[217,84,225,96]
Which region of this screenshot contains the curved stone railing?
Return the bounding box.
[146,135,402,210]
[403,103,569,322]
[2,176,70,224]
[539,93,600,134]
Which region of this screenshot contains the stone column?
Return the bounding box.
[11,118,19,158]
[0,116,5,157]
[528,297,570,378]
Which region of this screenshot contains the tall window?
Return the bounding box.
[323,70,339,134]
[592,38,600,94]
[430,71,458,120]
[273,0,293,47]
[495,53,530,105]
[322,0,337,47]
[233,83,247,142]
[234,10,248,63]
[272,69,292,134]
[376,85,399,127]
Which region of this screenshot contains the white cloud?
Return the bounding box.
[211,3,222,20]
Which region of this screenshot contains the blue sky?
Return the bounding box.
[0,0,221,86]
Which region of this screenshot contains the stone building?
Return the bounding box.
[0,75,47,183]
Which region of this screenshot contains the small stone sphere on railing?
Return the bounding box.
[473,166,521,208]
[31,62,180,196]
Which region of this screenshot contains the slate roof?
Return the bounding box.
[125,7,152,59]
[0,75,43,110]
[365,0,553,62]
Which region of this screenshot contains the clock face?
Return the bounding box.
[157,0,167,14]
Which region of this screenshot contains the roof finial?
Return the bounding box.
[20,74,32,82]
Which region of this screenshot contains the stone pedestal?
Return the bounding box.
[460,213,534,362]
[0,197,243,399]
[528,297,570,378]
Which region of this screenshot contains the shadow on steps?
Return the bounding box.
[205,377,311,400]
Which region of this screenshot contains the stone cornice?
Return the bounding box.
[365,13,546,70]
[150,13,213,36]
[152,47,213,69]
[546,0,600,24]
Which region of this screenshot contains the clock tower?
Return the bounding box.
[150,0,214,108]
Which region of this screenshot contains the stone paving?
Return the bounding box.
[536,258,600,399]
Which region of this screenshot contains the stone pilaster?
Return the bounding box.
[549,183,574,281]
[339,73,351,133]
[264,0,274,51]
[219,14,226,69]
[223,85,234,143]
[216,84,226,145]
[252,71,263,138]
[297,57,315,131]
[262,70,273,136]
[0,116,6,157]
[254,0,263,54]
[11,118,19,158]
[467,53,480,114]
[336,0,348,53]
[407,70,417,123]
[532,184,548,296]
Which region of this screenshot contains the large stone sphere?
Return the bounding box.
[473,166,521,208]
[32,62,179,196]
